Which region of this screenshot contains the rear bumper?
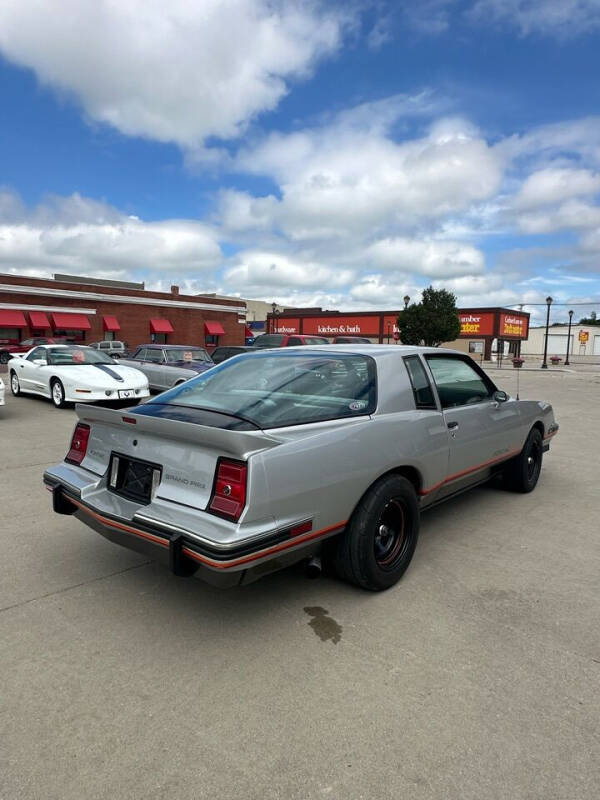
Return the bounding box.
[44,476,345,587]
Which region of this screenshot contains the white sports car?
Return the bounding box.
[8,344,150,408]
[0,375,5,406]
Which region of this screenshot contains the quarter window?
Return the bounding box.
[426,356,492,409]
[403,356,437,409]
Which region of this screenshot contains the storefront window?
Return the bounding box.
[205,334,219,346]
[0,327,20,344]
[151,333,168,344]
[103,331,115,341]
[53,328,86,342]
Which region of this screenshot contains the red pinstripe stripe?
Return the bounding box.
[66,494,346,570]
[419,446,522,496]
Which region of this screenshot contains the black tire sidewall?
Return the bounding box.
[509,428,543,493]
[346,475,420,590]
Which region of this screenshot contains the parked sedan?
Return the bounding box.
[9,345,149,408]
[253,333,330,347]
[211,345,256,364]
[44,346,558,591]
[118,344,214,391]
[1,336,65,364]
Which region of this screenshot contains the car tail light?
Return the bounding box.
[65,423,90,465]
[209,459,247,521]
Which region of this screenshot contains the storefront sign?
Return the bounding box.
[302,315,381,336]
[273,318,300,334]
[499,313,528,339]
[459,312,494,337]
[579,330,589,344]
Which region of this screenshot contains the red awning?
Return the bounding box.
[150,318,174,334]
[102,315,120,332]
[28,311,51,329]
[204,321,226,336]
[51,312,91,330]
[244,326,253,339]
[0,309,28,328]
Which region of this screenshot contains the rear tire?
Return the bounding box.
[329,475,420,591]
[503,428,543,493]
[10,371,21,396]
[51,379,67,409]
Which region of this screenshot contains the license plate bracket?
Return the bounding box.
[108,453,161,504]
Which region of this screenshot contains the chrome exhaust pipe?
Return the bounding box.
[305,556,322,579]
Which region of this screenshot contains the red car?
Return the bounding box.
[253,333,330,348]
[0,337,65,363]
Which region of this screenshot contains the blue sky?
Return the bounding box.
[1,0,600,324]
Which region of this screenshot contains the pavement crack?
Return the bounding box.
[0,560,152,614]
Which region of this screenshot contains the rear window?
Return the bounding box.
[165,348,211,363]
[150,352,377,429]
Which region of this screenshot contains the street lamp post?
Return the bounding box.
[271,302,277,334]
[565,309,573,366]
[541,296,553,369]
[403,295,410,309]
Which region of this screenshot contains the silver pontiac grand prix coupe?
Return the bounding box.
[44,346,558,591]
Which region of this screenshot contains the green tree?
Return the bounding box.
[578,311,598,325]
[397,286,461,347]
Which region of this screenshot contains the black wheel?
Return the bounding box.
[51,379,67,408]
[0,351,9,365]
[504,428,543,493]
[329,474,420,591]
[10,371,21,396]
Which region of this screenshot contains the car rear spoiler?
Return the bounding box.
[75,403,283,459]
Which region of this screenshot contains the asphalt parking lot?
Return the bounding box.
[1,367,599,800]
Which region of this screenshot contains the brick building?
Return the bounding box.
[0,274,247,352]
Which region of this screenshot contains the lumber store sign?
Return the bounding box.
[459,313,494,337]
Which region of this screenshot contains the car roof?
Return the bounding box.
[138,343,206,350]
[243,344,466,358]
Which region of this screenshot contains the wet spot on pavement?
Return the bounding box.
[304,606,342,644]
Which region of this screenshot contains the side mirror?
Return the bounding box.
[33,358,47,366]
[493,390,509,402]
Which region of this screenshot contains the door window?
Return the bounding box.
[133,348,148,361]
[426,356,493,409]
[288,337,302,346]
[403,356,437,409]
[26,347,46,362]
[144,349,164,363]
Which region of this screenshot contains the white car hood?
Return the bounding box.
[62,364,147,388]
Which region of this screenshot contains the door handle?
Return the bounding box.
[447,421,459,430]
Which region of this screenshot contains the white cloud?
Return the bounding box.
[0,0,348,147]
[363,237,485,277]
[468,0,600,38]
[223,250,354,290]
[0,192,221,274]
[234,103,502,240]
[517,199,600,233]
[514,168,600,210]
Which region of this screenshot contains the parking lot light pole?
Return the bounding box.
[271,302,277,334]
[565,309,573,366]
[403,295,410,309]
[541,296,553,369]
